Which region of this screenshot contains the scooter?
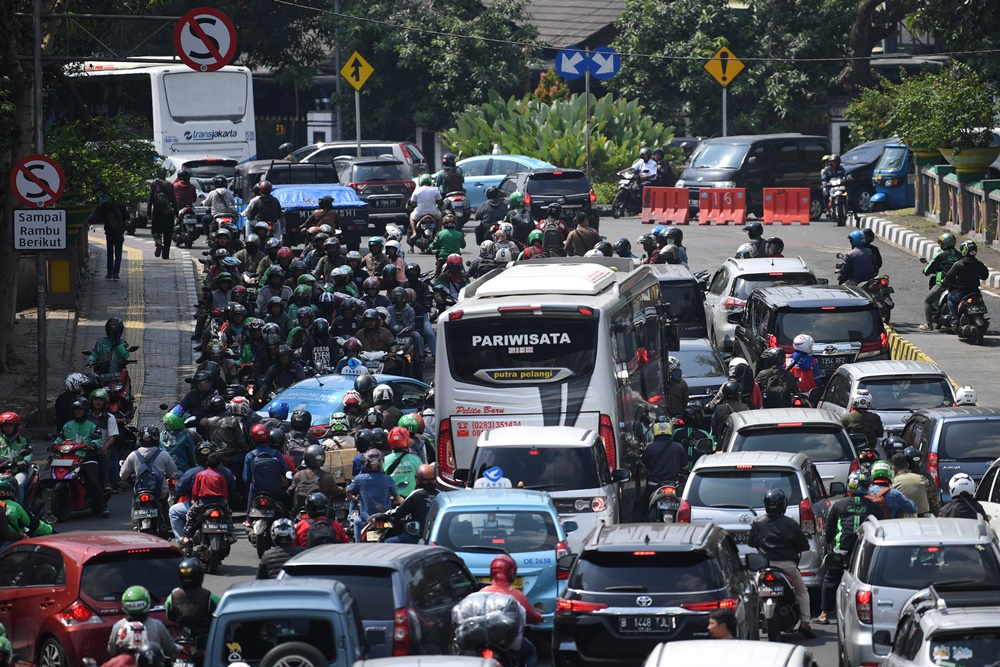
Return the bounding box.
[247,491,291,558]
[443,191,470,228]
[359,511,407,542]
[132,487,168,536]
[411,214,438,253]
[826,176,850,227]
[928,287,990,345]
[0,448,44,517]
[611,168,642,218]
[452,592,526,667]
[43,440,107,522]
[175,206,200,249]
[861,275,895,323]
[757,564,801,642]
[186,504,233,574]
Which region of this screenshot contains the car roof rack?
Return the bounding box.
[921,582,1000,612]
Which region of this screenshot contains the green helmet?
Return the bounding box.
[216,271,234,283]
[328,411,351,433]
[122,585,151,616]
[298,274,317,287]
[0,634,11,664]
[398,414,420,435]
[162,412,185,432]
[0,622,6,638]
[509,192,524,208]
[294,284,312,298]
[0,475,16,500]
[419,173,432,186]
[871,460,894,483]
[527,229,544,245]
[89,388,110,404]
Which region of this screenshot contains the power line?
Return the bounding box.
[273,0,1000,64]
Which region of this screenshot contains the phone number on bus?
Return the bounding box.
[455,420,524,437]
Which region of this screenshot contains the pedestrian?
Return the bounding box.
[707,609,736,639]
[88,186,128,280]
[148,177,177,259]
[563,212,602,257]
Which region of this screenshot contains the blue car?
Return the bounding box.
[423,488,577,630]
[458,154,555,208]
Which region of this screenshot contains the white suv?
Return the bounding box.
[295,140,427,178]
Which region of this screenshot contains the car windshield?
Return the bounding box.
[939,421,1000,460]
[435,510,558,553]
[350,163,408,182]
[857,378,953,410]
[278,566,395,619]
[776,307,881,344]
[735,428,854,463]
[733,273,818,301]
[842,141,885,165]
[875,146,908,172]
[182,161,237,178]
[527,173,590,196]
[221,617,336,666]
[925,630,1000,667]
[674,348,726,379]
[80,551,180,605]
[659,284,702,323]
[571,552,722,593]
[689,143,748,170]
[471,446,604,491]
[686,470,803,507]
[869,544,1000,589]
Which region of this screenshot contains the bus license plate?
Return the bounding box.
[620,616,672,633]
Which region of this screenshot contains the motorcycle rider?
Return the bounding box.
[260,345,306,398]
[388,287,424,368]
[820,153,847,211]
[242,180,283,241]
[347,449,402,542]
[564,213,602,257]
[243,426,295,519]
[429,215,466,273]
[165,558,219,651]
[710,381,748,439]
[941,473,988,519]
[363,236,391,277]
[384,427,422,497]
[764,236,785,258]
[785,333,821,392]
[479,554,542,667]
[294,491,349,547]
[742,222,768,258]
[537,203,568,257]
[0,412,32,503]
[119,425,177,527]
[892,451,940,517]
[747,489,815,638]
[503,192,533,244]
[235,234,267,278]
[263,295,295,339]
[630,146,658,194]
[637,233,657,264]
[639,419,688,513]
[158,412,197,473]
[840,390,884,449]
[385,464,439,544]
[0,474,53,540]
[408,173,443,243]
[839,230,878,286]
[203,396,249,474]
[868,461,917,519]
[256,518,303,578]
[55,397,108,517]
[473,186,509,245]
[89,317,130,372]
[108,586,178,657]
[433,153,465,196]
[56,372,92,429]
[285,409,319,464]
[943,239,989,332]
[202,175,237,238]
[920,232,961,330]
[662,227,689,266]
[666,356,689,417]
[860,228,882,271]
[955,385,977,406]
[613,237,636,259]
[289,444,341,513]
[173,169,198,222]
[650,147,677,187]
[735,242,757,259]
[672,403,714,465]
[754,347,797,409]
[181,452,236,546]
[168,444,216,540]
[356,309,401,373]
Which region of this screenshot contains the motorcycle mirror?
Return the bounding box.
[744,552,769,571]
[80,350,89,357]
[695,439,714,455]
[919,257,928,264]
[158,403,170,410]
[404,520,421,537]
[850,433,869,450]
[129,345,140,352]
[828,481,846,496]
[202,251,210,256]
[817,278,830,285]
[836,252,845,259]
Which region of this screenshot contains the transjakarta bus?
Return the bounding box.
[67,60,257,162]
[434,258,666,514]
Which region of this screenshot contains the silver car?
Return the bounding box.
[837,516,1000,667]
[679,450,837,589]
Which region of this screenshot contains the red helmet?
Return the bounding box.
[258,180,273,196]
[363,277,380,291]
[0,411,20,431]
[231,285,248,297]
[343,337,363,352]
[446,253,462,267]
[277,246,294,261]
[342,390,363,407]
[250,423,270,444]
[412,413,425,434]
[388,426,411,450]
[490,554,517,585]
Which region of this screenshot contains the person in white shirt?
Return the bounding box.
[631,147,658,187]
[202,175,238,236]
[408,173,442,238]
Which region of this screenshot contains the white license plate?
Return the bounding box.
[365,532,381,542]
[375,199,400,208]
[203,523,228,532]
[51,458,75,466]
[759,585,785,597]
[250,509,275,518]
[134,508,158,518]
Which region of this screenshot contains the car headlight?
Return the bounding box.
[675,180,687,188]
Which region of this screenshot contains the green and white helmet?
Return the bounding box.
[328,411,351,433]
[871,460,893,483]
[419,173,432,186]
[122,585,151,616]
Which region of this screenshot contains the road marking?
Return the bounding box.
[886,326,957,389]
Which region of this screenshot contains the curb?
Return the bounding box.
[855,215,1000,291]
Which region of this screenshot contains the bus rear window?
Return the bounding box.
[445,317,598,386]
[163,71,249,121]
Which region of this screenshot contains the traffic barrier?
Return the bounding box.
[641,187,689,225]
[697,188,746,225]
[763,188,811,225]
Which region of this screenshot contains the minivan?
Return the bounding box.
[648,263,709,339]
[676,133,830,219]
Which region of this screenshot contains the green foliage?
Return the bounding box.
[532,68,570,104]
[844,75,899,143]
[45,116,162,206]
[441,91,676,181]
[592,181,617,205]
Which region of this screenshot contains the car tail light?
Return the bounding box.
[58,600,103,626]
[347,182,364,193]
[392,607,410,655]
[681,598,737,611]
[799,499,816,537]
[556,598,608,614]
[589,189,597,203]
[777,422,803,428]
[524,193,531,205]
[556,539,571,579]
[860,339,882,353]
[139,493,151,503]
[927,452,940,487]
[723,297,746,311]
[437,418,456,483]
[399,144,412,160]
[766,334,778,348]
[599,414,615,470]
[404,180,415,191]
[676,499,692,523]
[855,590,873,624]
[849,458,860,475]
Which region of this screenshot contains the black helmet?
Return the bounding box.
[546,202,562,217]
[886,435,907,456]
[212,175,227,189]
[138,425,160,446]
[682,403,704,429]
[763,488,788,517]
[594,241,613,257]
[290,408,312,432]
[177,558,205,588]
[860,228,874,244]
[638,233,655,248]
[277,344,293,358]
[639,147,652,160]
[903,446,923,470]
[303,444,325,469]
[305,491,329,518]
[177,169,191,182]
[404,262,421,279]
[362,308,379,324]
[71,396,89,417]
[721,380,742,399]
[765,236,785,254]
[743,221,764,239]
[382,264,398,281]
[355,373,374,395]
[371,427,388,449]
[363,407,383,429]
[268,428,286,451]
[279,142,294,154]
[665,227,683,242]
[135,643,165,667]
[652,147,665,158]
[194,444,213,467]
[355,428,375,451]
[613,237,632,257]
[485,185,501,200]
[208,396,227,415]
[105,317,125,341]
[390,286,408,304]
[442,153,456,168]
[758,346,787,370]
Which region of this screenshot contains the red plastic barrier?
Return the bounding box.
[763,188,811,225]
[697,188,746,225]
[641,187,690,225]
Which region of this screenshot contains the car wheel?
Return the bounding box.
[259,641,327,667]
[854,188,875,213]
[809,193,823,221]
[39,637,68,667]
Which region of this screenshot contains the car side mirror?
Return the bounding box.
[817,278,830,285]
[828,482,846,496]
[562,520,578,534]
[727,312,744,325]
[405,521,421,537]
[747,156,757,166]
[453,468,470,485]
[872,630,892,646]
[612,469,631,483]
[745,553,768,570]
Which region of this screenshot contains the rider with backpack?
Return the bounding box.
[289,445,342,513]
[243,427,295,521]
[293,492,349,547]
[536,203,567,257]
[285,409,320,464]
[868,461,917,519]
[119,426,178,525]
[754,347,797,409]
[347,449,402,542]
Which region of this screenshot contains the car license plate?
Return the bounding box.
[759,585,785,597]
[819,355,850,368]
[250,508,275,518]
[478,576,523,590]
[731,531,749,545]
[619,616,673,633]
[134,508,158,518]
[689,199,699,208]
[375,198,400,208]
[51,458,75,466]
[203,522,228,532]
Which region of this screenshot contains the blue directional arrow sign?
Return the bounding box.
[555,46,586,81]
[588,46,620,80]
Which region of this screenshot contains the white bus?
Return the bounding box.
[67,60,257,162]
[434,258,668,515]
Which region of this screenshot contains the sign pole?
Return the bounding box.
[355,90,361,158]
[33,0,47,427]
[722,87,727,138]
[334,0,343,141]
[585,48,592,183]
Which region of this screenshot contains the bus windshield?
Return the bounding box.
[445,316,599,386]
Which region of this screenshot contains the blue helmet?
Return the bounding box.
[848,230,865,248]
[268,400,289,421]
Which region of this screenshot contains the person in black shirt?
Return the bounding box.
[639,419,688,515]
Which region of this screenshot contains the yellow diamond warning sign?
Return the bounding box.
[704,46,744,87]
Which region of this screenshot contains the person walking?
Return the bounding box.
[89,187,129,280]
[148,178,177,259]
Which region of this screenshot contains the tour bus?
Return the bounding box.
[66,60,257,163]
[434,258,668,516]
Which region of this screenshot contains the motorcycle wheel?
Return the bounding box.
[881,304,892,324]
[611,192,627,219]
[51,488,72,523]
[835,200,847,227]
[207,547,222,575]
[961,314,985,345]
[766,613,781,642]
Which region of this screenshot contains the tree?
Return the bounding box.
[836,0,917,95]
[532,68,570,104]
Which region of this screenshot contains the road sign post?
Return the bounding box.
[174,7,238,72]
[556,46,620,183]
[704,46,744,137]
[340,51,374,158]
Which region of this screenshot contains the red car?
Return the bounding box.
[0,531,181,667]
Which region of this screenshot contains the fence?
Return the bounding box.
[919,164,1000,243]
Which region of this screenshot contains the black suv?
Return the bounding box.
[552,523,762,667]
[497,168,595,226]
[648,264,710,339]
[730,285,887,379]
[334,157,414,230]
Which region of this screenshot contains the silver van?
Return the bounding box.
[643,639,819,667]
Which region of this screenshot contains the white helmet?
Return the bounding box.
[584,248,603,257]
[384,226,403,242]
[948,472,976,498]
[955,385,977,406]
[495,247,513,264]
[668,356,681,373]
[375,306,390,322]
[385,239,401,251]
[270,517,295,542]
[728,357,749,374]
[735,242,757,259]
[65,372,89,393]
[480,240,497,255]
[851,389,873,411]
[373,383,394,404]
[792,333,815,353]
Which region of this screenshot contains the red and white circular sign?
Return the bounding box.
[10,154,65,208]
[174,7,238,72]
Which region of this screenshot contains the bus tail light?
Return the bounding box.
[599,414,615,469]
[437,418,456,483]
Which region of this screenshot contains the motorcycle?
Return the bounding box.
[247,491,290,558]
[186,504,233,574]
[611,168,643,219]
[83,345,140,449]
[0,448,43,515]
[826,176,850,227]
[927,285,990,345]
[359,511,407,542]
[443,191,470,229]
[452,592,526,667]
[756,563,801,642]
[238,363,266,409]
[411,214,438,253]
[860,274,895,323]
[174,206,200,249]
[132,487,168,536]
[43,440,108,522]
[173,627,202,667]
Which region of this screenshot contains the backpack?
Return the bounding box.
[305,517,339,548]
[542,219,563,252]
[442,171,464,195]
[761,371,793,408]
[292,469,324,510]
[154,189,175,217]
[251,450,288,496]
[866,485,890,520]
[134,449,164,492]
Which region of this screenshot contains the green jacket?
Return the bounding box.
[54,419,101,448]
[384,451,423,498]
[429,228,466,260]
[2,498,54,537]
[923,248,960,285]
[0,434,32,466]
[88,336,130,366]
